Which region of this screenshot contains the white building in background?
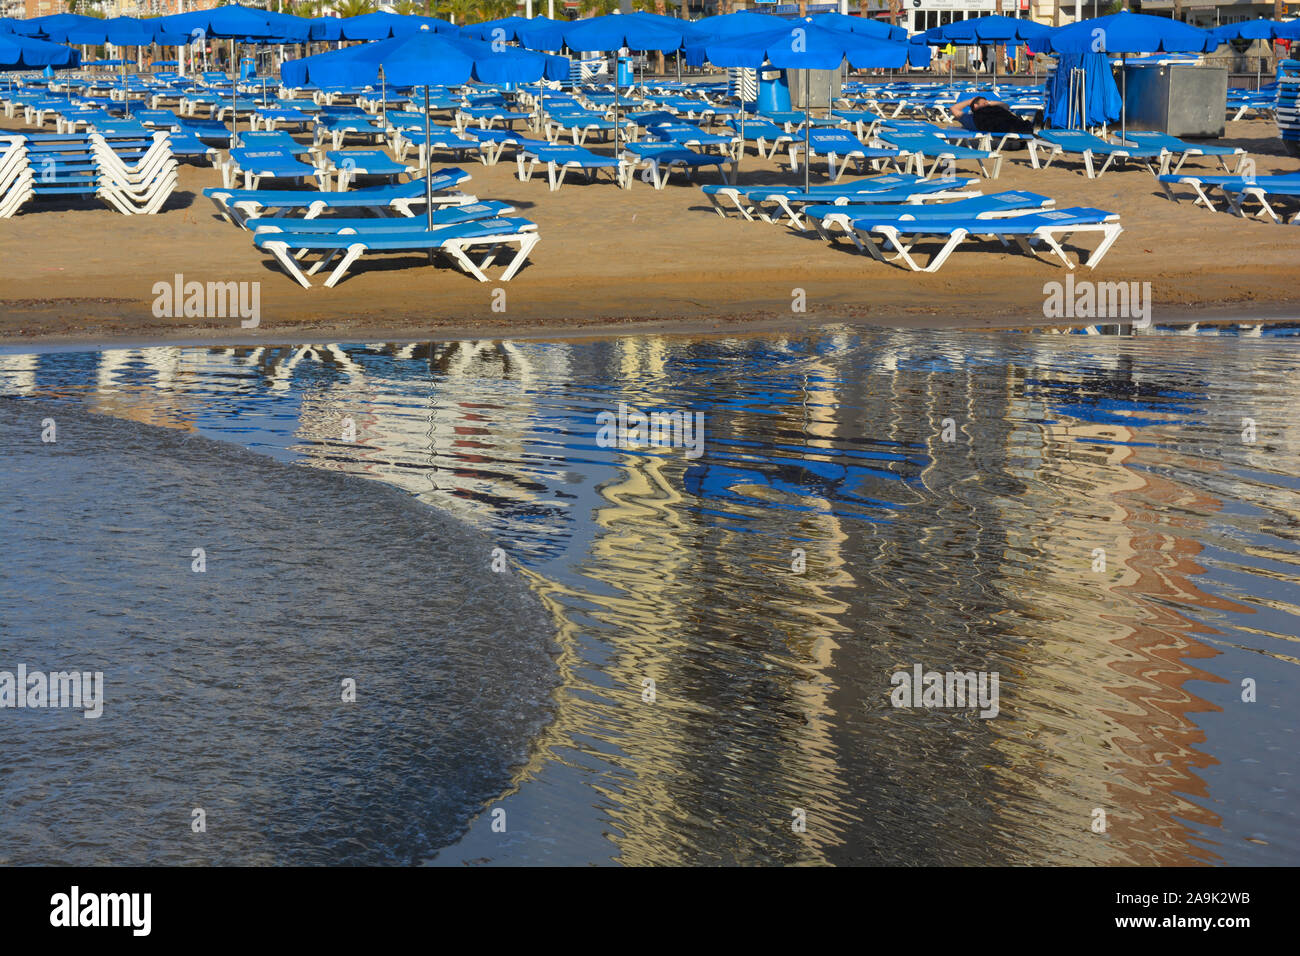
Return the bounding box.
[1141,0,1299,28]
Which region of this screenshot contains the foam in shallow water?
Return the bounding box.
[0,399,559,865]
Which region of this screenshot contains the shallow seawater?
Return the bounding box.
[1,324,1297,866]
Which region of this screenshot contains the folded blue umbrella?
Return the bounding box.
[1045,51,1121,128]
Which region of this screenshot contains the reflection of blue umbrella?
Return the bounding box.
[281,29,565,230]
[1042,12,1213,141]
[703,19,911,192]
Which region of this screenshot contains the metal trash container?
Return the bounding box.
[1122,63,1228,138]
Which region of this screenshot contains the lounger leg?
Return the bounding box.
[924,229,970,272]
[1082,224,1124,269]
[322,244,367,289]
[263,240,313,290]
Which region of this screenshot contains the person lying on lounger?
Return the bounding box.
[952,96,1036,135]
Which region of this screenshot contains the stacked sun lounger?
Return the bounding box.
[0,130,177,217]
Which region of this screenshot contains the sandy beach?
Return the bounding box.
[1,112,1297,346]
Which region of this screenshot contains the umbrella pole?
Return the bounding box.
[615,51,621,154]
[803,69,810,194]
[380,65,386,126]
[230,39,238,146]
[425,84,433,231]
[738,74,744,176]
[1120,52,1126,143]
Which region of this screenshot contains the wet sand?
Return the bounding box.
[1,112,1297,346]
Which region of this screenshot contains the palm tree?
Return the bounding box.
[334,0,378,18]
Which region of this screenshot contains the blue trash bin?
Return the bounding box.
[616,54,633,87]
[757,68,791,113]
[240,56,255,80]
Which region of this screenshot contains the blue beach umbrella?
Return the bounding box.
[1042,11,1214,141]
[1040,11,1214,54]
[1211,19,1290,88]
[460,16,562,42]
[809,12,907,43]
[924,15,1053,86]
[702,18,913,191]
[519,15,695,151]
[314,11,456,42]
[0,32,80,69]
[155,5,312,141]
[10,13,100,39]
[281,28,566,230]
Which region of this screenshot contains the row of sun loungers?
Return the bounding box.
[202,165,539,288]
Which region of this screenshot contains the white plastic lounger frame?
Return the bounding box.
[258,222,540,289]
[858,213,1124,273]
[516,149,628,191]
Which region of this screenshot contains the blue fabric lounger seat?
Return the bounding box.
[392,126,481,165]
[516,144,626,191]
[850,207,1123,273]
[725,118,794,160]
[1157,171,1300,212]
[1031,130,1164,179]
[321,149,416,190]
[253,216,540,288]
[203,168,475,227]
[808,190,1056,247]
[467,128,553,166]
[1118,131,1244,174]
[878,130,1003,180]
[703,174,981,228]
[250,200,514,235]
[223,147,326,189]
[621,142,736,190]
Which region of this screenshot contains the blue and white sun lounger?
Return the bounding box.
[621,142,736,190]
[1217,178,1300,223]
[253,216,540,288]
[392,126,481,165]
[809,190,1056,247]
[321,149,416,190]
[725,118,794,160]
[852,207,1123,272]
[879,130,1002,180]
[223,147,326,189]
[204,168,474,227]
[1158,171,1300,211]
[1031,130,1164,179]
[703,174,980,227]
[788,129,906,181]
[1118,131,1244,174]
[516,144,627,191]
[250,200,514,236]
